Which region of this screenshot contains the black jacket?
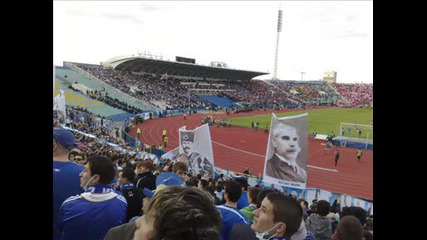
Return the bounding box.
[135,171,156,191]
[120,187,144,222]
[230,223,257,240]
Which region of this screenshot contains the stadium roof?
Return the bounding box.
[102,55,269,81]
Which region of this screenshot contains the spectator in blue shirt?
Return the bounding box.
[53,128,84,240]
[235,177,249,210]
[216,180,249,240]
[58,155,127,240]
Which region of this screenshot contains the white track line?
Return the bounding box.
[307,165,338,172]
[212,141,338,172]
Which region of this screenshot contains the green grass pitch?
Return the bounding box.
[229,107,373,137]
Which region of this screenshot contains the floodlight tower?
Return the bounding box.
[272,7,283,80]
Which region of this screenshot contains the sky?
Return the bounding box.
[54,1,373,83]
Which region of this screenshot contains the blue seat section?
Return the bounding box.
[199,95,237,108]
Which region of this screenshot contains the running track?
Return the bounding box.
[130,108,373,200]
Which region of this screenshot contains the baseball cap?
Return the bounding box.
[53,128,75,150]
[69,148,82,155]
[74,141,87,150]
[143,172,185,198]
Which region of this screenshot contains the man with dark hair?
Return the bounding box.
[117,167,144,222]
[133,186,222,240]
[340,206,370,240]
[298,199,309,220]
[340,206,368,226]
[266,123,307,183]
[255,189,276,209]
[68,148,81,161]
[231,189,275,240]
[231,190,316,240]
[58,155,127,240]
[216,180,249,240]
[332,215,364,240]
[172,161,189,182]
[69,148,87,165]
[235,177,249,210]
[305,199,332,240]
[251,192,303,239]
[135,160,156,191]
[334,148,340,166]
[53,128,84,240]
[239,186,260,221]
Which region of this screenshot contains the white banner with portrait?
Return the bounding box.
[53,65,56,94]
[161,146,180,162]
[179,124,215,179]
[53,90,66,124]
[263,113,308,189]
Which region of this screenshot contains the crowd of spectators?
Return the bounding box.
[220,80,292,106]
[53,103,373,239]
[77,65,373,111]
[80,65,213,110]
[332,83,373,107]
[271,80,342,105]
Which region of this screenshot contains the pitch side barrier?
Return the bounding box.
[333,136,373,150]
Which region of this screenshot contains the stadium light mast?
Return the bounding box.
[272,6,283,80]
[301,72,305,81]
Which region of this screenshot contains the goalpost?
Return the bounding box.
[339,122,373,149]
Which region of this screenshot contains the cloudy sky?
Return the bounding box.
[54,1,373,83]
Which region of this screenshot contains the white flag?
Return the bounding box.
[161,73,168,80]
[263,113,308,189]
[53,65,56,95]
[53,90,66,124]
[179,124,215,179]
[161,146,180,162]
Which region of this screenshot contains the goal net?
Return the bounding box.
[338,122,373,149]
